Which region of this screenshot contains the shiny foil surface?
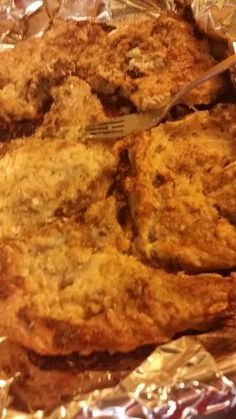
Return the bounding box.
[190,0,236,83]
[0,0,236,418]
[110,0,175,23]
[191,0,236,41]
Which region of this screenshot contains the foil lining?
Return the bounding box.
[77,336,236,419]
[0,0,236,418]
[190,0,236,83]
[191,0,236,41]
[110,0,175,23]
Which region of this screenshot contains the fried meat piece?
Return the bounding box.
[36,76,107,140]
[0,216,232,355]
[0,14,225,130]
[77,14,225,111]
[0,75,107,141]
[0,75,117,239]
[0,133,116,238]
[126,104,236,271]
[0,20,106,124]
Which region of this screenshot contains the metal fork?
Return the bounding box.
[85,54,236,140]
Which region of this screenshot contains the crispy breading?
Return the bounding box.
[36,76,107,140]
[0,16,234,359]
[0,20,106,124]
[0,135,116,239]
[77,14,225,111]
[126,104,236,271]
[0,13,225,132]
[0,216,232,355]
[0,75,107,141]
[0,75,116,239]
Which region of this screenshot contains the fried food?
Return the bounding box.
[0,97,235,356]
[0,74,107,141]
[77,14,225,111]
[0,20,105,125]
[0,133,116,239]
[0,15,234,360]
[0,214,232,355]
[0,13,225,133]
[126,104,236,271]
[0,75,118,239]
[36,76,107,140]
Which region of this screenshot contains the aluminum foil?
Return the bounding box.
[190,0,236,84]
[74,336,236,419]
[191,0,236,41]
[0,0,236,418]
[110,0,175,23]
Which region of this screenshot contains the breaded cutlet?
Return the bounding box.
[0,135,116,239]
[0,75,107,141]
[0,20,106,125]
[0,16,234,361]
[77,13,225,111]
[0,13,225,133]
[0,76,117,239]
[35,77,107,140]
[0,214,232,355]
[125,104,236,272]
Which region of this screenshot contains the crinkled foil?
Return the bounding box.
[0,0,236,418]
[191,0,236,41]
[190,0,236,83]
[110,0,175,23]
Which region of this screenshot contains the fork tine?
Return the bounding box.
[85,116,126,139]
[87,130,124,136]
[87,124,124,132]
[86,116,125,128]
[85,130,124,139]
[86,120,124,131]
[86,118,125,128]
[85,112,156,139]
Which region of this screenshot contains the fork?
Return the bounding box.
[85,53,236,140]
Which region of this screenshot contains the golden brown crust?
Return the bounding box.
[0,13,225,131]
[126,104,236,271]
[0,101,235,354]
[76,13,225,111]
[36,76,107,140]
[0,77,118,240]
[0,136,117,239]
[0,18,234,358]
[0,20,106,125]
[0,217,232,355]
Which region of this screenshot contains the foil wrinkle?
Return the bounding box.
[0,0,236,418]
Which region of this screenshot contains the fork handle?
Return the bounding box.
[158,53,236,122]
